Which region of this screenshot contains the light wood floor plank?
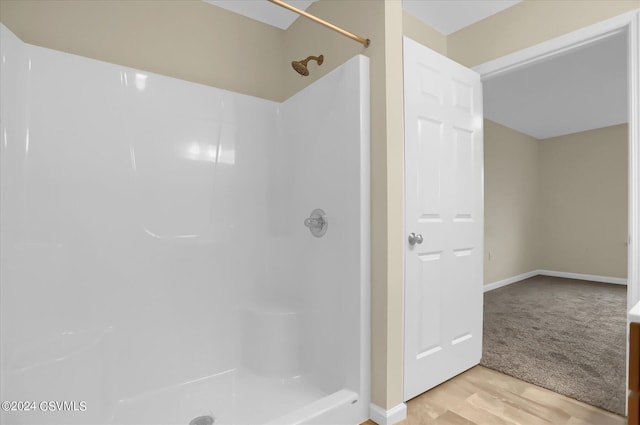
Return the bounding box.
[449,401,517,425]
[431,411,476,425]
[466,391,555,425]
[362,366,626,425]
[408,377,477,420]
[518,386,625,425]
[462,366,533,396]
[475,383,572,424]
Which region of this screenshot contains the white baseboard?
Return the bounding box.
[483,270,539,292]
[537,269,627,285]
[484,269,628,292]
[369,403,407,425]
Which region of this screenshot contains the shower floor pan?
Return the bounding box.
[109,368,332,425]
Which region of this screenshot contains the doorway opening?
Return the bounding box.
[476,10,638,417]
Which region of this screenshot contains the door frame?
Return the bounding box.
[473,8,640,312]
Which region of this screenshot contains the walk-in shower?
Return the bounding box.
[0,24,370,425]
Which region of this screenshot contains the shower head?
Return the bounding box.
[291,55,324,76]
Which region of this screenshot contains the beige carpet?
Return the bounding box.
[481,275,627,416]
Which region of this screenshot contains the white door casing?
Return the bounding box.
[403,36,484,401]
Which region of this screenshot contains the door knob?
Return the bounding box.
[304,208,328,237]
[408,233,423,245]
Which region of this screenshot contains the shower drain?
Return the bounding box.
[189,415,215,425]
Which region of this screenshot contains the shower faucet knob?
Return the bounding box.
[304,209,328,238]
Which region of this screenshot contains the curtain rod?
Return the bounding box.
[268,0,370,47]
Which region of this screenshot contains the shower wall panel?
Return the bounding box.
[0,24,277,423]
[0,24,369,425]
[282,55,370,397]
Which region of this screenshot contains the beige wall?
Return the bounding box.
[448,0,639,68]
[402,10,447,57]
[538,124,628,278]
[484,120,540,284]
[0,0,284,101]
[484,122,628,285]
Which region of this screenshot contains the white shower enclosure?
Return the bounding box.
[0,25,370,425]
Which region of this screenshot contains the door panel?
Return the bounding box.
[403,36,484,401]
[417,117,444,218]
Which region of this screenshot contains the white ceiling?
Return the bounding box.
[403,0,521,35]
[483,32,628,140]
[203,0,316,30]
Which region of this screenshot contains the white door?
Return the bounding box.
[403,36,483,401]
